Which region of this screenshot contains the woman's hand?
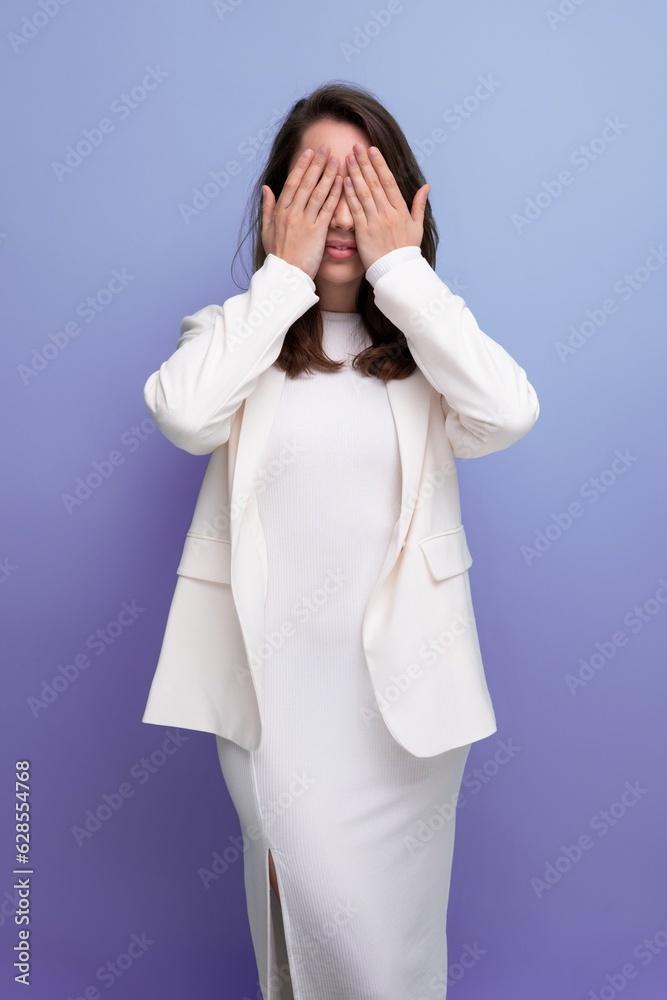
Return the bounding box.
[261,146,343,281]
[342,142,430,271]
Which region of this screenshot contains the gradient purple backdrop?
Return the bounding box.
[2,1,666,998]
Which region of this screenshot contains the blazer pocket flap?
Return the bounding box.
[419,525,473,581]
[177,532,232,584]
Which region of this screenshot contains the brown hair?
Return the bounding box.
[231,81,439,382]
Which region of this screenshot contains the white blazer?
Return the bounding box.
[141,251,539,757]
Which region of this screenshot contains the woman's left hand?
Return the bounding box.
[342,142,430,271]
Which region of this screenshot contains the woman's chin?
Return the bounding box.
[315,258,366,284]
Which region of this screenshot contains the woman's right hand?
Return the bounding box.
[261,145,342,281]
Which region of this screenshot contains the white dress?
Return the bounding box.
[216,307,471,1000]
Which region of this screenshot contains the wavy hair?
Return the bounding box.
[231,80,439,381]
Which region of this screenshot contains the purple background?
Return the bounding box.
[2,1,666,997]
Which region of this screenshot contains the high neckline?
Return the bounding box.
[320,310,361,322]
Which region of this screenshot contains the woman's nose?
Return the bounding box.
[331,180,354,228]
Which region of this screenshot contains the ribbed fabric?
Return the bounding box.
[365,243,422,286]
[216,309,471,1000]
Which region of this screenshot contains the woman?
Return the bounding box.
[141,82,539,999]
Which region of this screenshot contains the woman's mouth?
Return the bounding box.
[325,245,357,259]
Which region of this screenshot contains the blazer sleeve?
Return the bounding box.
[368,251,540,458]
[143,254,320,455]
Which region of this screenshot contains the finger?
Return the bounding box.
[342,175,366,219]
[361,144,406,212]
[260,186,275,240]
[262,184,275,218]
[286,145,332,212]
[412,183,430,222]
[345,150,378,218]
[347,144,391,213]
[320,174,344,215]
[303,154,341,218]
[278,147,315,209]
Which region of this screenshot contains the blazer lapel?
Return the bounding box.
[370,372,430,598]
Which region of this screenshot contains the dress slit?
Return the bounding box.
[267,848,297,1000]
